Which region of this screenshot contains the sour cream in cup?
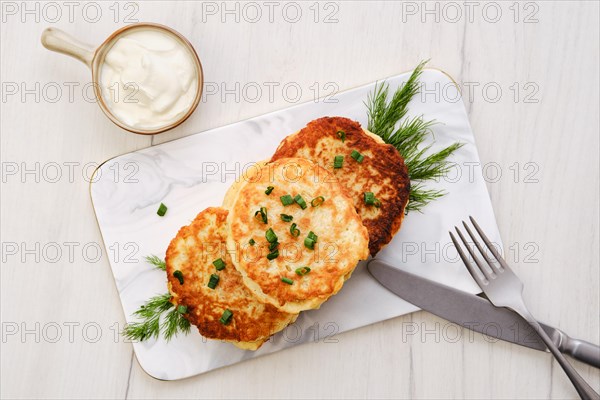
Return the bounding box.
[42,23,203,134]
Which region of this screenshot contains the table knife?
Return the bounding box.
[367,259,600,368]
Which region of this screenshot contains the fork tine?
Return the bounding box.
[469,216,510,271]
[454,226,493,281]
[462,221,498,274]
[449,230,488,286]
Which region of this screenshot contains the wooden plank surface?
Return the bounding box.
[1,1,598,398]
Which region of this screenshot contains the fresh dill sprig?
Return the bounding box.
[365,60,463,212]
[405,141,463,182]
[404,183,445,213]
[123,293,172,341]
[123,256,191,341]
[376,115,435,167]
[367,60,428,138]
[145,255,166,271]
[122,293,191,342]
[163,304,191,341]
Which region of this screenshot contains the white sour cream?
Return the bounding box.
[99,28,199,131]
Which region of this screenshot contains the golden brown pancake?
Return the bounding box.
[270,117,410,255]
[224,157,369,313]
[166,207,297,350]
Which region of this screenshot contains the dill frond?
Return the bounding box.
[122,293,190,342]
[366,59,428,138]
[162,306,191,341]
[365,60,462,212]
[124,257,191,342]
[405,183,445,213]
[380,116,435,165]
[407,142,464,181]
[145,255,166,271]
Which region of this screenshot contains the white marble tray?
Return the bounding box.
[90,69,502,380]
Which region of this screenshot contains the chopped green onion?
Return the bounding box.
[269,241,279,251]
[212,258,226,270]
[265,228,278,243]
[267,250,279,260]
[254,207,268,224]
[260,207,268,223]
[364,192,374,205]
[265,186,274,195]
[177,305,187,314]
[281,277,294,285]
[173,270,184,285]
[280,194,294,206]
[294,194,307,209]
[219,309,233,325]
[280,214,293,222]
[207,273,220,289]
[364,192,378,206]
[304,238,315,250]
[311,196,325,207]
[304,232,318,250]
[333,155,344,169]
[290,223,300,237]
[337,130,346,142]
[249,238,256,246]
[295,266,311,276]
[350,150,364,163]
[157,203,168,216]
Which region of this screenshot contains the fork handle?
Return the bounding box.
[520,309,600,400]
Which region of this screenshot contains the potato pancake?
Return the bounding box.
[270,117,410,256]
[224,157,369,313]
[166,207,297,350]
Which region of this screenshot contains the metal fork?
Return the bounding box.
[450,216,599,400]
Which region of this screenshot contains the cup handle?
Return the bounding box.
[41,28,95,68]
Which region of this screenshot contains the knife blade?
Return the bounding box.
[367,259,600,369]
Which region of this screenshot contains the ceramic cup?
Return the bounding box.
[41,23,204,135]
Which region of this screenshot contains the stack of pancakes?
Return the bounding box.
[166,117,410,350]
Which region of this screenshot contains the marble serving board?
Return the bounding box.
[90,69,502,380]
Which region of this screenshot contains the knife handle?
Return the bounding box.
[562,335,600,369]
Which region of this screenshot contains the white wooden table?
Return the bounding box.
[1,1,598,398]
